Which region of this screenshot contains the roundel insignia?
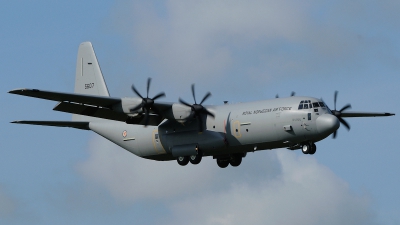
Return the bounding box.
[122,130,127,138]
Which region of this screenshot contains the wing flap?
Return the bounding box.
[53,102,128,122]
[9,89,120,108]
[11,121,90,130]
[54,102,163,125]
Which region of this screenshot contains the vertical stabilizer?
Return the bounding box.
[74,42,109,97]
[73,42,110,121]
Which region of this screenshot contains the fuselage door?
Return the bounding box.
[152,129,166,154]
[302,112,313,132]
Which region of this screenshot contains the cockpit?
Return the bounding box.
[298,100,327,111]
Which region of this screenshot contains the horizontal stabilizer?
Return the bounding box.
[11,121,90,130]
[8,89,120,108]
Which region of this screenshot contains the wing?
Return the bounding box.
[340,112,395,117]
[11,121,90,130]
[9,88,120,107]
[9,88,173,125]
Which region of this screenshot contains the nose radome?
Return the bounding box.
[316,114,340,135]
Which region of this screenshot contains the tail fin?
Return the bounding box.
[73,42,110,121]
[74,42,109,97]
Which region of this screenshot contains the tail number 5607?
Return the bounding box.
[85,83,94,89]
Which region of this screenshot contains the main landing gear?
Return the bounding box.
[301,142,317,155]
[177,150,203,166]
[216,154,244,168]
[177,152,245,168]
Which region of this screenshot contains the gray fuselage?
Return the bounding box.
[89,96,337,161]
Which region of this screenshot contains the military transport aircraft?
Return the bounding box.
[9,42,395,168]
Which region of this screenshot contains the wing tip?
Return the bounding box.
[8,88,38,94]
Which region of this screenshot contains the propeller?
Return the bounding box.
[129,78,166,126]
[331,91,351,138]
[179,84,215,132]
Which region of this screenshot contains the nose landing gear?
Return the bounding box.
[302,142,317,155]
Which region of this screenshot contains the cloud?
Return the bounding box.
[76,136,217,202]
[163,152,375,225]
[108,0,400,91]
[0,185,18,219]
[77,136,376,225]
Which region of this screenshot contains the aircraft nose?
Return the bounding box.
[316,114,340,135]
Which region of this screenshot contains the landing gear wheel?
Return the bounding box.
[230,155,242,167]
[177,156,189,166]
[189,150,203,165]
[302,143,311,154]
[217,159,229,168]
[309,143,317,155]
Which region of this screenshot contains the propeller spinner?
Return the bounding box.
[179,84,215,132]
[129,78,165,126]
[331,91,351,138]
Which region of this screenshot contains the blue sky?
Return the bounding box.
[1,1,399,224]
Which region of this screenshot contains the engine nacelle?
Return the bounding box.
[112,97,143,114]
[164,103,193,123]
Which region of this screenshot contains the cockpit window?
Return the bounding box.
[298,100,323,110]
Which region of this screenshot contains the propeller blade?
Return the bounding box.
[130,103,143,112]
[200,92,211,105]
[146,78,151,98]
[333,130,337,139]
[152,92,166,101]
[197,114,204,132]
[338,117,351,130]
[276,94,279,98]
[191,84,197,104]
[143,108,150,127]
[291,91,295,97]
[334,90,338,110]
[339,104,352,112]
[179,98,192,108]
[203,108,215,118]
[131,85,143,99]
